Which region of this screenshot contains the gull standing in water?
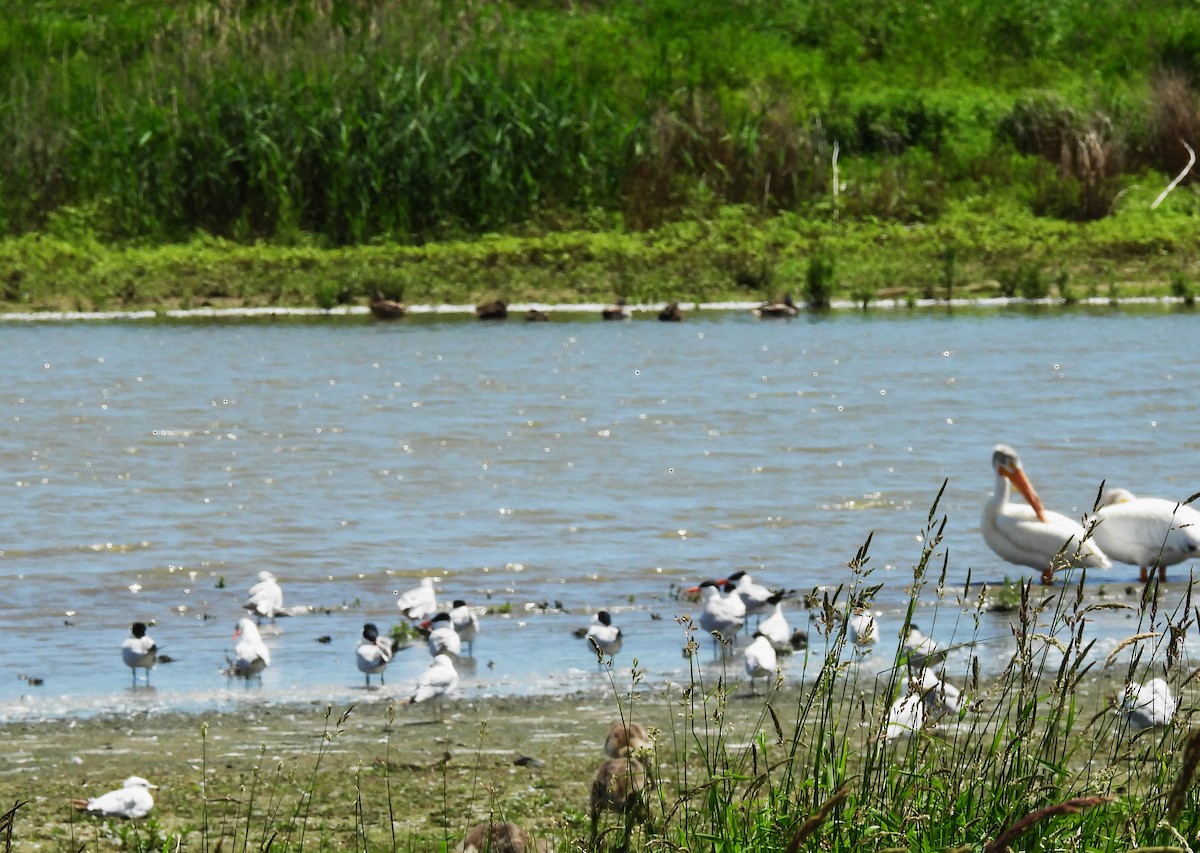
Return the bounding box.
[724,570,773,624]
[1092,487,1200,582]
[846,608,878,650]
[691,579,745,652]
[423,612,462,659]
[71,777,158,819]
[583,610,624,661]
[245,571,284,625]
[121,622,158,686]
[229,617,271,681]
[404,653,459,721]
[756,593,792,652]
[449,600,480,656]
[355,622,394,686]
[397,577,438,621]
[1119,677,1176,731]
[743,631,778,695]
[981,443,1111,583]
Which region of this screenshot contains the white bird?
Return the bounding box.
[916,668,963,718]
[884,690,925,741]
[884,669,962,740]
[585,611,623,659]
[229,617,270,680]
[846,609,878,649]
[1093,488,1200,582]
[692,579,745,650]
[397,577,438,621]
[743,632,778,694]
[355,622,394,686]
[1119,677,1176,731]
[71,777,158,819]
[981,444,1111,583]
[406,653,459,720]
[903,624,943,670]
[121,622,157,686]
[245,571,284,624]
[424,612,462,659]
[724,570,773,622]
[449,599,480,656]
[757,593,792,652]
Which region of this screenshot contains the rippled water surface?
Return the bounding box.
[3,305,1197,719]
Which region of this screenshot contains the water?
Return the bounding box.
[2,304,1196,720]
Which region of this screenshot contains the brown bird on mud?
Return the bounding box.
[590,756,649,838]
[603,721,650,758]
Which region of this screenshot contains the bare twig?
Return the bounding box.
[1151,140,1196,209]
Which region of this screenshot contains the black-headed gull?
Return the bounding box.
[724,570,773,621]
[396,577,438,621]
[71,776,158,819]
[121,622,158,686]
[691,579,744,650]
[405,653,459,720]
[1093,488,1200,582]
[756,593,792,652]
[1120,677,1176,731]
[449,599,480,656]
[884,669,962,740]
[423,612,462,659]
[584,611,623,660]
[743,631,778,694]
[355,622,394,686]
[903,624,944,669]
[846,608,878,649]
[229,617,271,680]
[245,571,283,624]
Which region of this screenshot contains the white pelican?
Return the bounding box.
[585,611,623,659]
[589,756,648,837]
[757,593,792,652]
[423,612,462,659]
[1092,488,1200,582]
[743,632,778,694]
[1119,677,1176,731]
[355,622,394,686]
[71,777,158,819]
[604,721,650,758]
[692,580,745,650]
[229,617,271,680]
[982,444,1111,583]
[245,571,283,624]
[121,622,157,686]
[397,577,438,621]
[405,653,459,720]
[449,599,480,656]
[724,570,773,621]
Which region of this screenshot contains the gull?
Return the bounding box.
[121,622,158,686]
[884,669,962,741]
[397,577,438,621]
[756,593,792,652]
[903,624,945,670]
[71,777,158,819]
[743,631,778,695]
[846,608,878,650]
[1120,677,1176,731]
[244,571,283,624]
[691,579,745,651]
[724,570,773,623]
[229,617,270,681]
[355,622,394,686]
[404,653,459,721]
[584,611,623,660]
[424,612,462,659]
[449,600,480,656]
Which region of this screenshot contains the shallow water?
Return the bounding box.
[2,304,1197,720]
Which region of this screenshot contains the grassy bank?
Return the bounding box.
[2,0,1200,315]
[3,509,1199,852]
[2,201,1199,315]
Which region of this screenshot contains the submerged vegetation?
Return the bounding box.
[4,494,1200,851]
[1,0,1200,311]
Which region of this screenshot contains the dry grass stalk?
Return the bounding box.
[783,783,851,853]
[1104,632,1161,667]
[984,796,1115,853]
[1167,727,1200,821]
